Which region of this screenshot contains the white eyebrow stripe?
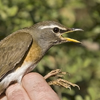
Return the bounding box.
[39,24,66,30]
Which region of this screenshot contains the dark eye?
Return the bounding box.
[53,27,59,33]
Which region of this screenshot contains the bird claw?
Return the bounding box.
[44,69,67,79]
[44,69,80,90]
[48,78,80,90]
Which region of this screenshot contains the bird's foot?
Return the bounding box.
[48,78,80,90]
[44,69,80,90]
[44,69,66,79]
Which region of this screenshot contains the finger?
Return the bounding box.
[0,94,7,100]
[6,83,30,100]
[22,73,60,100]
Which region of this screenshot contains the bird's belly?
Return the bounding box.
[0,62,36,95]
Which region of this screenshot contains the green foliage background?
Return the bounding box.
[0,0,100,100]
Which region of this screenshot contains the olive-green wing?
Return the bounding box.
[0,31,33,80]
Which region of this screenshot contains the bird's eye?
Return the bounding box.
[53,27,59,33]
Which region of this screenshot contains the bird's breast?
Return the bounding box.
[23,41,42,65]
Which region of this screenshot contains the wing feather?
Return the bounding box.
[0,31,33,80]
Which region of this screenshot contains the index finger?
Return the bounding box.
[22,73,60,100]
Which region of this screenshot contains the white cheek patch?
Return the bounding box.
[39,24,66,30]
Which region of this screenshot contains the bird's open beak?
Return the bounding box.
[60,28,83,43]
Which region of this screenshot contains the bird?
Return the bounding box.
[0,21,83,94]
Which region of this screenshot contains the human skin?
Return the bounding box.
[0,73,60,100]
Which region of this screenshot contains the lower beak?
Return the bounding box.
[60,28,83,43]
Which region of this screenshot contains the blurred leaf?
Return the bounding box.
[75,95,83,100]
[7,6,18,17]
[88,87,96,100]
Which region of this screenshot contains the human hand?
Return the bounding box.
[0,73,60,100]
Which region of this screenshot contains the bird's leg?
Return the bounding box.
[44,69,80,90]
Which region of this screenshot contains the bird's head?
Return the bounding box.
[30,21,83,51]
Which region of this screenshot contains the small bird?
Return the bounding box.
[0,21,82,94]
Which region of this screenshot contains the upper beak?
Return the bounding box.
[60,28,83,43]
